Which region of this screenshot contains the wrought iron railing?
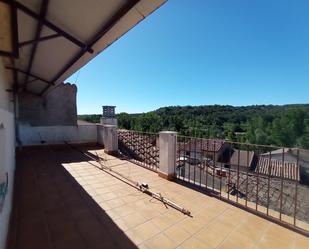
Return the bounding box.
[176,135,309,234]
[118,129,159,171]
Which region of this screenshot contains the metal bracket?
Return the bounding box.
[18,34,61,47]
[5,66,54,85]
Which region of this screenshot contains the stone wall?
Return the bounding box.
[19,83,77,126]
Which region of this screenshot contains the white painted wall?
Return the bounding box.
[0,58,15,249]
[100,117,117,126]
[97,125,104,145]
[159,131,177,177]
[102,125,118,153]
[97,124,121,153]
[19,124,98,145]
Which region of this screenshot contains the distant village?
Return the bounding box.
[177,138,309,185]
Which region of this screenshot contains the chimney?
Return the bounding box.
[100,106,117,126]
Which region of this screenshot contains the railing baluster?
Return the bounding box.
[227,143,232,200]
[129,130,132,157]
[142,133,144,167]
[219,144,223,196]
[267,149,272,216]
[205,139,208,189]
[200,138,202,188]
[188,137,191,184]
[245,145,249,207]
[279,148,285,220]
[293,149,299,226]
[236,145,240,203]
[194,138,196,185]
[213,140,216,190]
[182,138,187,180]
[256,146,260,211]
[144,133,146,167]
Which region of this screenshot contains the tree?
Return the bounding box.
[117,112,132,130]
[78,104,309,149]
[135,112,162,132]
[245,116,268,144]
[271,109,305,147]
[170,116,184,132]
[297,119,309,149]
[254,128,268,145]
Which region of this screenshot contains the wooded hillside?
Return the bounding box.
[78,104,309,149]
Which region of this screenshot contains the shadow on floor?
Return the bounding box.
[7,145,138,249]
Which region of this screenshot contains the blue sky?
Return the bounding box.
[66,0,309,114]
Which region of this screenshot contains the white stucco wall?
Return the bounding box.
[19,124,98,145]
[0,58,15,249]
[97,125,104,146]
[102,125,118,153]
[159,131,177,177]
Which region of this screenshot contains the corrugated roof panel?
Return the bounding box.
[3,0,167,95]
[46,0,126,42]
[31,34,79,81]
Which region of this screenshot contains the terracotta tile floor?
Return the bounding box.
[7,145,309,249]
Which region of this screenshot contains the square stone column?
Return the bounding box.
[158,131,177,180]
[100,117,118,126]
[100,125,118,155]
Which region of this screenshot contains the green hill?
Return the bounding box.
[79,104,309,148]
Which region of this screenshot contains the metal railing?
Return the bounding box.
[118,129,159,171]
[176,135,309,234]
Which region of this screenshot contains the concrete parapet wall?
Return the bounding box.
[97,125,104,145]
[19,124,97,146]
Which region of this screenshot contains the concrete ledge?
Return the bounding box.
[104,149,119,156]
[20,142,98,149]
[158,171,175,181]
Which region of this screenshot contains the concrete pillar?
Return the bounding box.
[100,117,118,126]
[102,125,118,155]
[158,131,177,180]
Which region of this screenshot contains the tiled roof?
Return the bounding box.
[178,139,225,153]
[230,150,255,167]
[256,157,299,181]
[262,148,309,163]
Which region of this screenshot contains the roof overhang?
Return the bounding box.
[0,0,166,96]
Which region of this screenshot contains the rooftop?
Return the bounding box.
[178,139,226,153]
[257,157,300,181]
[8,145,308,249]
[230,149,255,167]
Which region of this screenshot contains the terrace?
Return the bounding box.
[1,1,309,248]
[7,144,308,249]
